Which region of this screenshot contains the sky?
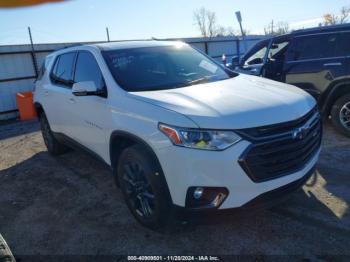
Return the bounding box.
[0,0,349,45]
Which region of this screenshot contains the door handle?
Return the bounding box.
[324,62,342,66]
[69,98,76,104]
[44,90,49,96]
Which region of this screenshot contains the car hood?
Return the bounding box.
[128,74,316,129]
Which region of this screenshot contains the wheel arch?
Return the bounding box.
[109,130,160,168]
[109,130,173,203]
[320,80,350,117]
[34,102,44,118]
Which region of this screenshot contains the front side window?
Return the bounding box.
[243,39,269,66]
[289,34,337,61]
[268,41,289,60]
[51,52,76,86]
[74,51,105,90]
[102,45,234,92]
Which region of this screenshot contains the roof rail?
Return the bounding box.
[54,43,84,51]
[292,23,350,34]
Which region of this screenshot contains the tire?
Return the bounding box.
[117,144,172,229]
[40,112,69,155]
[0,234,15,262]
[331,94,350,138]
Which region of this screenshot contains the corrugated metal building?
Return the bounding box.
[0,36,264,120]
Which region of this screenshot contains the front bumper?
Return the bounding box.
[173,164,316,215]
[156,140,320,209]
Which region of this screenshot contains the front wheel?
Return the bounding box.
[117,144,172,229]
[331,94,350,138]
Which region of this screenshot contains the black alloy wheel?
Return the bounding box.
[121,161,156,218]
[117,144,172,229]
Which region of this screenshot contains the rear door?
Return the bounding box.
[45,52,77,134]
[336,31,350,79]
[282,32,347,100]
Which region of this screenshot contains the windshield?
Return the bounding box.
[102,45,233,92]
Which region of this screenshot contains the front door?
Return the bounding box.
[263,36,290,82]
[67,51,110,160]
[237,39,270,76]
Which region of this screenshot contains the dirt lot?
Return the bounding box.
[0,120,349,260]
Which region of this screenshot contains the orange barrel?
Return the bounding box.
[16,92,37,121]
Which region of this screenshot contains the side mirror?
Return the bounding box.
[72,81,100,96]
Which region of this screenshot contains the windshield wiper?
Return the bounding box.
[182,76,212,87]
[168,75,229,90]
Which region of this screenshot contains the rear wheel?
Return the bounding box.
[331,94,350,138]
[117,144,172,229]
[40,112,69,155]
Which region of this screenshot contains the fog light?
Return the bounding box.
[186,187,229,209]
[193,187,204,199]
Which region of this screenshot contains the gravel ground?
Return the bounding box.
[0,120,349,260]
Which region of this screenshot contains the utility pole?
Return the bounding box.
[235,11,247,59]
[106,27,110,42]
[28,26,38,77]
[235,11,245,37]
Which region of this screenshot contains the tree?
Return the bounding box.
[323,13,339,25]
[193,7,217,37]
[323,5,350,25]
[206,9,217,37]
[193,7,238,37]
[225,26,238,36]
[275,21,290,35]
[264,20,290,35]
[215,26,237,37]
[215,26,227,37]
[340,6,350,23]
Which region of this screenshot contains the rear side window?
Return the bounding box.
[37,60,46,80]
[336,32,350,57]
[74,51,105,90]
[37,56,53,81]
[289,34,337,61]
[51,52,76,86]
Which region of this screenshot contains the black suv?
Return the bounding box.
[232,24,350,137]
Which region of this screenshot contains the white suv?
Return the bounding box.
[34,41,322,228]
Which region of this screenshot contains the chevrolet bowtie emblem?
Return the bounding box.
[292,126,309,140]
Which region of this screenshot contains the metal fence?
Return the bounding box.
[0,36,264,120]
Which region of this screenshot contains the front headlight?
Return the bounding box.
[159,123,241,151]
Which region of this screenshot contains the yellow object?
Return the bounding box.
[196,140,208,148]
[0,0,65,8]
